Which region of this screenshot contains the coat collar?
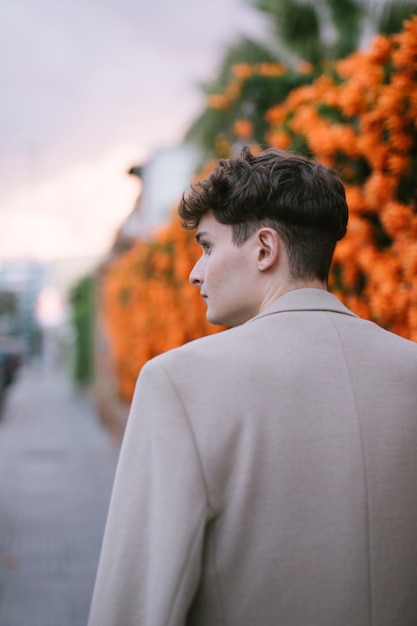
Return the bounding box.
[250,288,358,323]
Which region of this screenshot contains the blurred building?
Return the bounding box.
[112,143,198,254]
[0,259,46,356]
[91,143,199,434]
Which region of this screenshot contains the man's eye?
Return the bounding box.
[202,243,211,253]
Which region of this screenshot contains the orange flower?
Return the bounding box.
[392,17,417,69]
[296,60,313,75]
[338,82,367,117]
[387,153,411,176]
[345,186,367,214]
[233,119,253,139]
[255,62,287,77]
[207,94,232,109]
[363,173,397,211]
[231,63,252,80]
[368,34,392,64]
[265,104,288,125]
[265,130,292,149]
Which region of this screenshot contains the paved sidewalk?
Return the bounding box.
[0,361,121,626]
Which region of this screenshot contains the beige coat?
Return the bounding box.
[88,288,417,626]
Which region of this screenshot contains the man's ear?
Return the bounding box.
[256,228,280,271]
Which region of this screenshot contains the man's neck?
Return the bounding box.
[260,279,328,313]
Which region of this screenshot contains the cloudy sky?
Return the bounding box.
[1,0,268,261]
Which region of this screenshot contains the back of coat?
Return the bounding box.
[164,290,417,626]
[88,289,417,626]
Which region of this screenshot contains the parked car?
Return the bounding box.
[0,351,6,410]
[0,335,25,387]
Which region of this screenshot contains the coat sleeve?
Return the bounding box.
[88,357,210,626]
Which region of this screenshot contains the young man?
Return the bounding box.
[89,147,417,626]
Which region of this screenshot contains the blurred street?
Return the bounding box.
[0,358,120,626]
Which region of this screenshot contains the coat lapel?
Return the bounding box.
[250,288,358,323]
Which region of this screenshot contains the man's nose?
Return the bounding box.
[189,257,204,287]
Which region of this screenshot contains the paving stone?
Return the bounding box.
[0,361,120,626]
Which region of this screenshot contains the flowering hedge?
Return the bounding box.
[264,16,417,340]
[101,17,417,403]
[204,61,315,155]
[100,212,225,402]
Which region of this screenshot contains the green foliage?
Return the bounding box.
[0,291,17,316]
[243,70,312,140]
[255,0,322,63]
[186,37,278,161]
[378,1,417,35]
[186,107,238,162]
[70,274,95,385]
[185,0,417,159]
[186,66,314,160]
[252,0,417,61]
[205,37,277,91]
[326,0,366,58]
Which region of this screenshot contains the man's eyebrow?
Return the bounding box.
[195,231,207,243]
